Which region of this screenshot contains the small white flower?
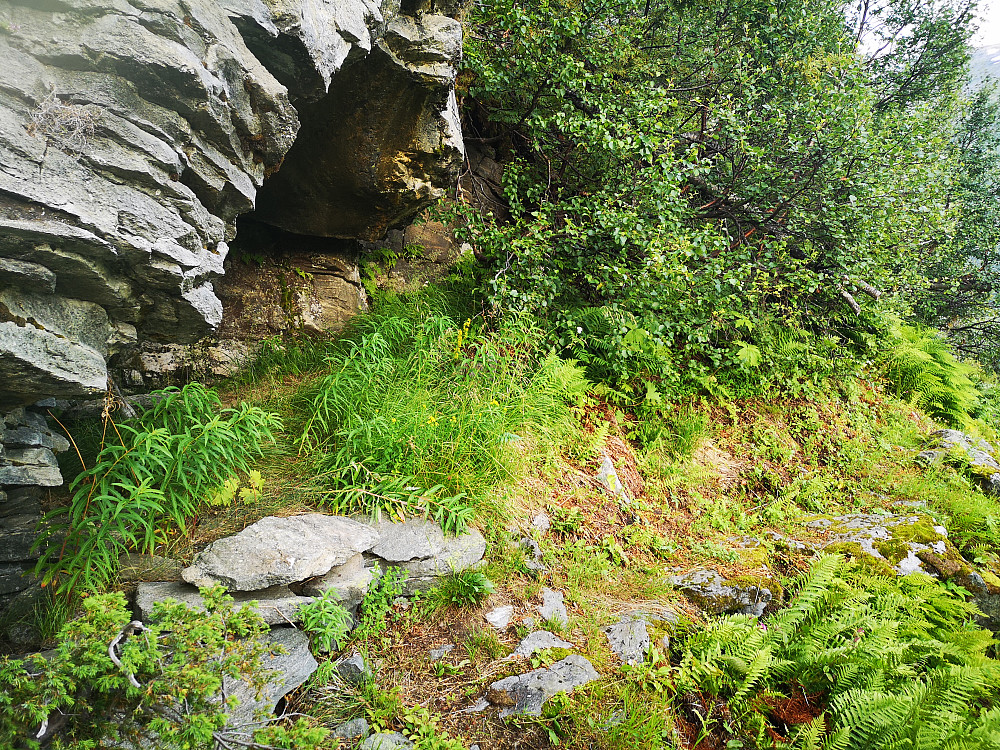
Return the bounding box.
[576,326,583,334]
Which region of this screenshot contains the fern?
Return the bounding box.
[671,555,1000,749]
[881,323,980,427]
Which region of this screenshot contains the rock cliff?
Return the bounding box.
[0,0,465,619]
[0,0,463,410]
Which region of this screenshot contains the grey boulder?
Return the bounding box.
[488,655,599,717]
[367,518,485,593]
[509,631,574,660]
[670,570,773,617]
[182,514,379,591]
[604,617,650,665]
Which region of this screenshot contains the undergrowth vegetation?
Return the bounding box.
[298,293,589,530]
[671,555,1000,749]
[34,384,280,597]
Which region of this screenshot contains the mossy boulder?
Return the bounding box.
[803,511,953,576]
[669,569,780,617]
[916,429,1000,495]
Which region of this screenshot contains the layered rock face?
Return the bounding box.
[0,0,464,409]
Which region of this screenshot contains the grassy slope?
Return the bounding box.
[49,286,1000,749]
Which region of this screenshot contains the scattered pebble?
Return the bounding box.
[428,644,454,661]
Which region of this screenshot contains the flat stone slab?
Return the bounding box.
[488,655,599,717]
[224,627,317,730]
[604,617,650,665]
[136,581,315,625]
[509,631,573,660]
[0,446,63,487]
[182,514,379,591]
[367,518,486,592]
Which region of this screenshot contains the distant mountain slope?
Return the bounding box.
[969,45,1000,83]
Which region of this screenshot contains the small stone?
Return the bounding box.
[597,454,628,502]
[531,513,550,532]
[359,732,414,750]
[333,717,370,740]
[485,605,514,629]
[509,631,573,660]
[520,537,543,560]
[604,617,650,665]
[429,644,454,660]
[537,588,568,627]
[338,651,372,685]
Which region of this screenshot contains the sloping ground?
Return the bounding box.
[12,288,1000,748]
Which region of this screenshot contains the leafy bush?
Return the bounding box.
[35,383,281,596]
[459,0,977,388]
[670,555,1000,749]
[0,587,327,749]
[299,589,353,653]
[355,567,408,643]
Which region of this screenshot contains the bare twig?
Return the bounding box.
[108,620,145,689]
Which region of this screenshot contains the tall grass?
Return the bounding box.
[298,293,590,528]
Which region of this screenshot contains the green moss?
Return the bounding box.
[874,539,909,564]
[981,570,1000,590]
[824,542,896,577]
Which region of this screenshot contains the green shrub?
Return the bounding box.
[35,383,281,596]
[0,587,327,749]
[299,589,353,652]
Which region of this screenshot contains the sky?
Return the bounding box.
[976,1,1000,46]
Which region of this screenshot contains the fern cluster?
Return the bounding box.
[672,555,1000,749]
[35,384,281,596]
[881,323,980,427]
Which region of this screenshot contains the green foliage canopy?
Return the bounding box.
[458,0,981,390]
